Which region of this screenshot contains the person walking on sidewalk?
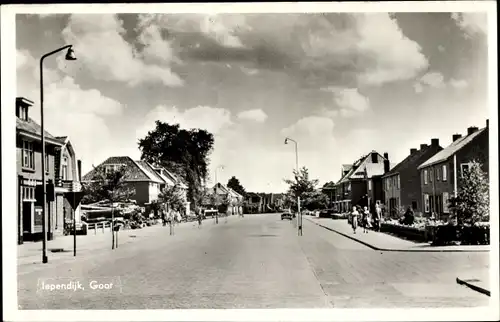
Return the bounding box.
[362,206,371,233]
[374,204,382,232]
[350,206,359,234]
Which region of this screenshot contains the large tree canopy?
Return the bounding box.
[227,176,247,197]
[138,121,215,208]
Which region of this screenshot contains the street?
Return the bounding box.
[17,214,489,309]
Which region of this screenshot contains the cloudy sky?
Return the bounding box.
[16,11,489,193]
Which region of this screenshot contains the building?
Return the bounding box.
[417,120,489,219]
[151,165,190,213]
[244,192,285,213]
[332,151,391,213]
[382,139,443,217]
[211,183,244,215]
[16,97,83,244]
[82,157,164,207]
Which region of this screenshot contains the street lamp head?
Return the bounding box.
[65,47,77,61]
[284,138,288,145]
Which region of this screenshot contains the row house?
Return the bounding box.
[211,183,244,214]
[332,151,391,213]
[382,139,443,216]
[16,97,83,244]
[417,121,489,220]
[82,157,190,213]
[244,192,285,213]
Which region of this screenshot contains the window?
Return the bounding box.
[105,164,123,174]
[436,167,440,181]
[368,180,372,191]
[22,186,35,201]
[62,157,68,180]
[429,168,433,183]
[461,163,471,178]
[442,165,448,181]
[396,175,400,189]
[423,170,428,185]
[424,194,430,213]
[22,140,35,170]
[45,154,50,174]
[347,182,351,191]
[442,192,450,213]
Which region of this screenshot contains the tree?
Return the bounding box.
[138,121,215,212]
[159,184,186,215]
[449,160,489,224]
[81,165,135,249]
[227,176,247,197]
[283,167,327,211]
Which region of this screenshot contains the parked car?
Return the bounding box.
[281,212,295,220]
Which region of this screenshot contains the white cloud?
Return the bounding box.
[353,14,429,85]
[413,71,445,93]
[419,72,445,88]
[237,109,268,123]
[449,78,469,89]
[413,82,424,94]
[281,116,335,147]
[17,49,33,70]
[322,87,370,117]
[136,105,233,141]
[451,12,488,37]
[60,14,183,87]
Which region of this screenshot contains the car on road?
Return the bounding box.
[281,212,295,220]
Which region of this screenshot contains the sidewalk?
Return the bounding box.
[305,216,490,253]
[18,216,241,266]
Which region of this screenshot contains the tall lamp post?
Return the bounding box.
[40,45,77,263]
[284,137,301,236]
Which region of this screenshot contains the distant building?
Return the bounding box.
[382,139,443,216]
[82,157,189,212]
[417,120,489,220]
[331,151,392,213]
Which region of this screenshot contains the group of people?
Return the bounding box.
[349,204,382,234]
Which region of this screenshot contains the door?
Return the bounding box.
[23,201,32,233]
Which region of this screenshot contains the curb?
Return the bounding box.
[456,277,490,296]
[305,218,490,253]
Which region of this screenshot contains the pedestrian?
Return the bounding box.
[362,206,371,233]
[197,208,202,228]
[374,204,382,232]
[350,206,359,234]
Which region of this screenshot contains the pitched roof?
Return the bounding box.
[16,117,62,144]
[384,145,443,177]
[82,156,160,182]
[418,127,487,169]
[135,161,165,183]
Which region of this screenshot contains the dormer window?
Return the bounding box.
[104,164,125,174]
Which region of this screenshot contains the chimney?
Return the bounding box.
[16,97,33,121]
[486,119,489,128]
[431,138,439,146]
[420,144,428,150]
[77,160,82,182]
[467,126,479,135]
[410,148,417,154]
[383,153,390,173]
[452,134,462,142]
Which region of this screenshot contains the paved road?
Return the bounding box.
[17,214,489,309]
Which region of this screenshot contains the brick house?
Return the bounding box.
[417,120,489,219]
[211,183,244,215]
[82,157,165,207]
[16,97,82,244]
[382,139,443,217]
[332,151,391,213]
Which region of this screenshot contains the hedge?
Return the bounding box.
[379,221,490,245]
